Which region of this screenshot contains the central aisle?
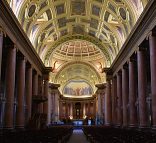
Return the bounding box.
[67,129,90,143]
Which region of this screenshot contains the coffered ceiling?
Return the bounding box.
[7,0,148,97]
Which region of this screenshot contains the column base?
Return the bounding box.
[139,125,148,129]
[129,124,137,128]
[15,125,24,129]
[115,124,121,127]
[105,122,111,126]
[122,125,128,128]
[152,125,156,130]
[3,127,14,130]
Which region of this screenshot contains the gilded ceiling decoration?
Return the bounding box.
[53,63,102,95]
[7,0,148,98]
[7,0,148,64]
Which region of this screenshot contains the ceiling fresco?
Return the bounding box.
[63,80,93,98]
[53,63,102,95]
[7,0,148,98]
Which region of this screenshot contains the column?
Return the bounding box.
[0,29,3,80]
[32,72,38,114]
[101,94,105,118]
[105,80,112,125]
[122,67,129,127]
[38,76,43,113]
[97,92,101,120]
[25,65,32,123]
[47,93,51,124]
[33,72,38,96]
[137,50,148,127]
[54,91,59,121]
[59,101,62,119]
[83,102,86,118]
[0,29,4,128]
[70,102,73,118]
[112,76,117,125]
[4,46,16,129]
[129,60,137,126]
[88,101,90,117]
[149,34,156,127]
[38,76,42,96]
[93,99,96,118]
[51,93,55,121]
[67,103,69,118]
[16,56,26,128]
[43,75,49,115]
[65,102,67,118]
[117,72,122,126]
[73,102,75,119]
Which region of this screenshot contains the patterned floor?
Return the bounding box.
[67,129,90,143]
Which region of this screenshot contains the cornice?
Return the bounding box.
[95,83,106,89]
[49,83,60,89]
[60,96,95,101]
[44,67,52,74]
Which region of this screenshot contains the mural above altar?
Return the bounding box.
[63,80,93,98]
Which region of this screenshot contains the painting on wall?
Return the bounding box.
[63,80,93,96]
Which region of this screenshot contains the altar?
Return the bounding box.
[72,119,83,127]
[72,119,92,127]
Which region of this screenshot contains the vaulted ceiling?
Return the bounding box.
[7,0,148,97]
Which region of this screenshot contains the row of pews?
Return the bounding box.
[1,125,73,143]
[83,125,156,143]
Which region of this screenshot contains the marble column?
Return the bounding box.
[98,93,101,119]
[83,102,86,118]
[137,50,148,127]
[0,30,3,128]
[67,103,69,117]
[32,72,38,114]
[70,103,73,118]
[51,93,55,121]
[16,56,26,128]
[54,91,59,121]
[88,101,90,117]
[112,77,117,125]
[105,80,112,125]
[93,99,96,118]
[102,95,105,123]
[4,46,16,129]
[122,67,129,127]
[0,30,3,81]
[117,72,122,126]
[149,34,156,127]
[33,73,38,96]
[129,60,137,126]
[66,102,68,118]
[25,65,32,123]
[59,101,62,119]
[38,76,43,113]
[43,76,49,114]
[47,93,51,124]
[38,76,42,96]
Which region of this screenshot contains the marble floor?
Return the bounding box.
[67,129,90,143]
